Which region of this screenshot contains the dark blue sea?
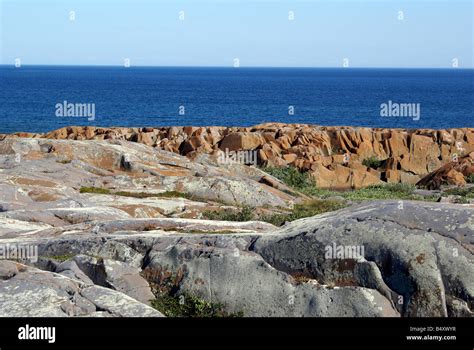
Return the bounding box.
[0,66,472,134]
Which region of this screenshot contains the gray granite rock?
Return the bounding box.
[0,262,163,317]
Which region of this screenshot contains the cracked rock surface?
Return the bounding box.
[0,136,472,317]
[0,200,472,317]
[0,261,163,317]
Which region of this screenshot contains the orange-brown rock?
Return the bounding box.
[282,153,297,163]
[385,169,401,183]
[2,123,473,190]
[219,132,264,151]
[351,167,383,189]
[399,134,441,175]
[417,153,474,190]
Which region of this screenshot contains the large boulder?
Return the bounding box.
[145,237,399,317]
[253,201,474,317]
[219,132,264,151]
[417,153,474,190]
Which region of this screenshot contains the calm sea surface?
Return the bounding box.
[0,66,472,133]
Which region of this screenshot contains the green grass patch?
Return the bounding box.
[442,187,474,199]
[261,166,315,191]
[339,183,418,201]
[156,191,190,199]
[203,199,345,226]
[151,292,243,317]
[79,187,190,199]
[314,183,439,202]
[260,199,346,226]
[161,228,236,234]
[113,191,156,198]
[260,166,438,202]
[113,190,189,199]
[451,196,470,204]
[202,206,254,222]
[79,187,111,195]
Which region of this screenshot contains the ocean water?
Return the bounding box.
[0,66,472,134]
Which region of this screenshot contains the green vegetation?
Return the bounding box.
[113,190,189,199]
[201,166,441,226]
[338,183,430,201]
[260,166,441,202]
[113,191,155,198]
[151,292,243,317]
[156,191,189,199]
[309,183,438,202]
[56,159,72,164]
[466,174,474,184]
[43,254,76,262]
[261,166,314,191]
[79,187,111,195]
[362,156,383,169]
[79,187,189,199]
[202,206,254,222]
[203,199,345,227]
[260,199,346,226]
[162,228,236,235]
[450,196,470,204]
[442,187,474,199]
[144,268,243,317]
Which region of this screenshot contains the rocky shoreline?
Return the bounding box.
[0,124,472,317]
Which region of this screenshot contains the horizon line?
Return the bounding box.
[1,64,473,70]
[3,123,474,136]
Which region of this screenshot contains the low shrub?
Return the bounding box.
[362,156,382,169]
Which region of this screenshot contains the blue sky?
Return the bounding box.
[0,0,472,68]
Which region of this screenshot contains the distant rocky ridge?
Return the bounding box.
[2,123,473,189]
